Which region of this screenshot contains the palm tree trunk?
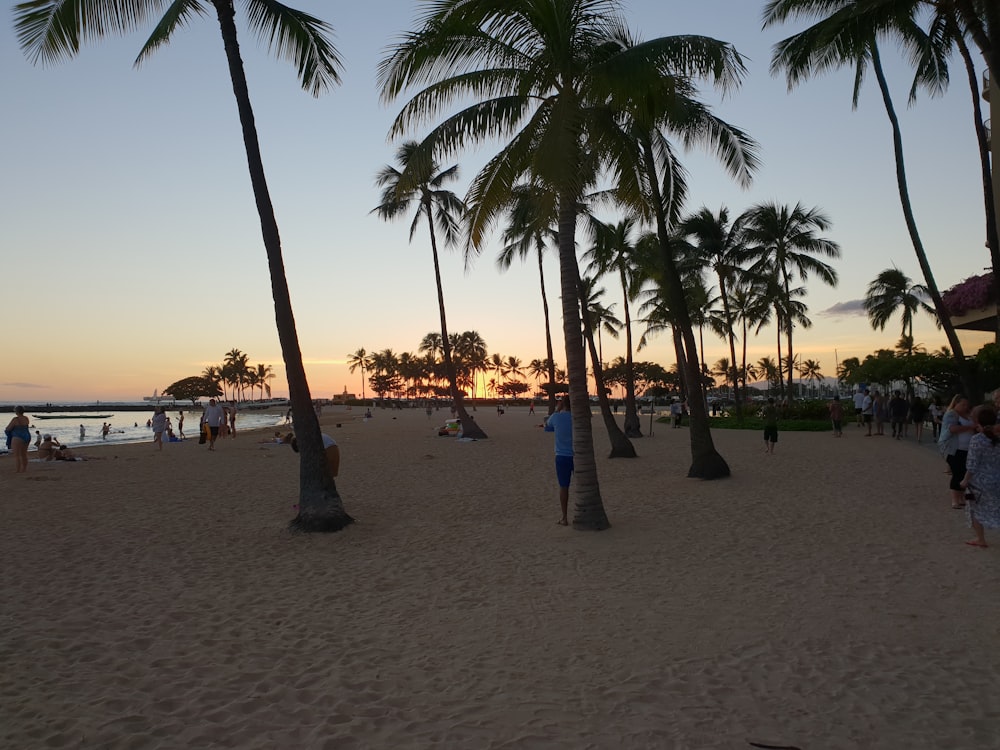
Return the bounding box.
[558,192,609,529]
[870,41,973,393]
[774,308,784,399]
[641,137,729,479]
[718,278,743,419]
[211,1,350,532]
[538,246,557,415]
[579,279,636,457]
[425,203,486,440]
[956,32,999,343]
[620,271,642,437]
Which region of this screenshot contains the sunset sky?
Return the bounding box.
[1,1,994,403]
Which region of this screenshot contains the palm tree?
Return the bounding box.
[347,348,371,403]
[764,0,973,394]
[796,358,824,397]
[497,183,560,414]
[729,275,771,404]
[756,356,781,396]
[255,363,274,401]
[584,216,644,437]
[603,31,758,479]
[864,267,936,356]
[372,141,486,439]
[681,206,750,418]
[742,201,840,400]
[578,275,636,459]
[14,0,352,531]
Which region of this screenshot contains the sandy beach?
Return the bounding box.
[2,406,999,749]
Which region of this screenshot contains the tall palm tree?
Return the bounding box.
[681,206,750,418]
[372,140,486,439]
[497,183,560,414]
[584,216,644,437]
[578,275,636,458]
[380,0,657,529]
[347,348,371,403]
[729,275,771,404]
[764,0,973,394]
[864,267,936,356]
[742,201,840,399]
[14,0,353,532]
[605,33,757,479]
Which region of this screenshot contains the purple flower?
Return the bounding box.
[942,272,997,317]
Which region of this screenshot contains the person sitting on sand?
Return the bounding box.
[544,395,574,526]
[36,435,59,461]
[959,405,1000,548]
[290,433,340,480]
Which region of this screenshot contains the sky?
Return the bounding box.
[1,0,994,403]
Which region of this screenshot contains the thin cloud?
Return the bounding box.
[820,299,867,317]
[1,382,50,389]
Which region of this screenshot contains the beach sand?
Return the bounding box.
[2,406,999,749]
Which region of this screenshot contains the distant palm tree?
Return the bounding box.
[681,206,750,417]
[498,183,560,414]
[864,267,935,356]
[372,141,486,439]
[14,0,352,531]
[585,216,644,437]
[743,201,840,399]
[347,348,371,403]
[796,358,824,397]
[255,363,274,401]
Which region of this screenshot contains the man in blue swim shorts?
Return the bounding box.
[544,395,574,526]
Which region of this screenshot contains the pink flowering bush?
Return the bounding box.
[942,272,996,316]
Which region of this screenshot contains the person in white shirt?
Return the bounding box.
[852,389,866,427]
[202,398,226,451]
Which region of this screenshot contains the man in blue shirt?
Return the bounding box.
[544,395,574,526]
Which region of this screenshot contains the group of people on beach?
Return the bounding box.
[935,392,1000,548]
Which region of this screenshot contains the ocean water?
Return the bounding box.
[3,408,285,451]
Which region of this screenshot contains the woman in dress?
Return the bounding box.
[959,405,1000,548]
[940,396,976,509]
[4,406,31,473]
[151,406,167,451]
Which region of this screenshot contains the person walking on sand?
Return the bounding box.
[861,389,873,436]
[544,395,574,526]
[177,410,185,439]
[151,406,167,451]
[202,398,226,451]
[959,405,1000,548]
[828,394,843,437]
[888,390,908,440]
[853,389,866,427]
[909,396,927,444]
[763,397,779,453]
[940,396,976,509]
[228,401,237,438]
[5,406,31,473]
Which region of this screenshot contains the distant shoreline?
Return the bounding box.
[1,401,289,414]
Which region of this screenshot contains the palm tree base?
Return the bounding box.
[608,435,638,458]
[686,450,731,480]
[459,420,489,440]
[572,508,611,531]
[289,508,355,533]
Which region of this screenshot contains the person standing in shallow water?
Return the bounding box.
[544,395,574,526]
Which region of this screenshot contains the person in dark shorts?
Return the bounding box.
[763,397,778,454]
